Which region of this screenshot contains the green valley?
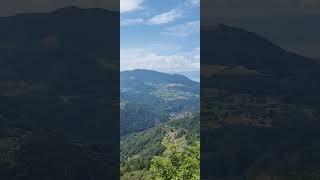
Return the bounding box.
[120,70,200,179]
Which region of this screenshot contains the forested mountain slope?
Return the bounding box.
[120,70,200,179]
[201,24,320,180]
[0,7,119,179]
[120,69,199,135]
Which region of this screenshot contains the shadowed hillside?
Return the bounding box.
[0,7,119,179]
[201,24,320,180]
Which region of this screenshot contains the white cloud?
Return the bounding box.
[121,18,144,26]
[121,10,185,27]
[189,0,200,7]
[162,20,200,37]
[194,47,200,61]
[121,48,199,72]
[120,0,143,13]
[148,9,182,25]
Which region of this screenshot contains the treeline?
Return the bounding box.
[121,142,200,180]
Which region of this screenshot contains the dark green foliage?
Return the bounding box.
[120,103,165,135]
[150,141,200,180]
[121,115,200,178]
[121,125,166,162]
[167,114,200,144]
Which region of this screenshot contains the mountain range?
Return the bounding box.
[1,5,319,180]
[120,69,199,135]
[0,7,119,179]
[202,24,320,102]
[120,70,200,179]
[201,24,320,179]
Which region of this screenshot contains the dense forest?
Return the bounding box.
[121,114,200,179]
[120,70,200,179]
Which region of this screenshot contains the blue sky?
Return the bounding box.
[120,0,200,73]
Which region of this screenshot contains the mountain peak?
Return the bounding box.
[202,24,318,76]
[121,69,198,85]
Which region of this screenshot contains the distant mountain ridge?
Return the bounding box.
[174,71,200,82]
[121,69,197,87]
[120,69,199,135]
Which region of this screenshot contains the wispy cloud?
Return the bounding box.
[121,18,144,26]
[121,48,199,72]
[148,9,182,25]
[120,0,200,73]
[122,9,184,26]
[120,0,143,13]
[162,20,200,37]
[188,0,200,7]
